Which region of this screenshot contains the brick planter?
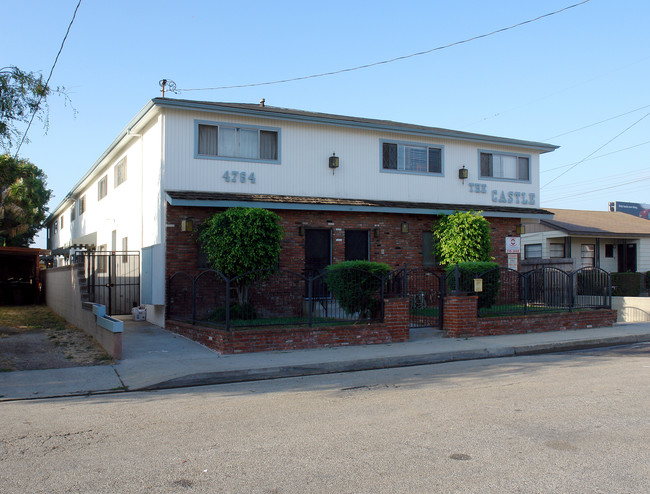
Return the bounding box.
[166,297,409,354]
[443,294,617,338]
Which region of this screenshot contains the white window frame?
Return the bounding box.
[380,139,444,176]
[195,120,281,163]
[479,150,531,183]
[581,244,595,267]
[524,243,542,259]
[114,157,127,187]
[549,243,565,258]
[98,176,108,201]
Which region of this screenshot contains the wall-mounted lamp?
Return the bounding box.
[181,219,193,232]
[458,165,468,180]
[373,227,380,238]
[516,225,526,235]
[298,226,305,236]
[329,153,339,175]
[401,221,409,233]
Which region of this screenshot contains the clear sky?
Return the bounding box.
[5,0,650,247]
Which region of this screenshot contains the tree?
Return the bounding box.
[0,66,72,152]
[433,210,492,264]
[0,154,52,246]
[198,208,283,306]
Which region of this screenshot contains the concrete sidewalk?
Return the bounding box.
[2,319,650,401]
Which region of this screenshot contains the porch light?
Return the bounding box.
[516,225,525,235]
[181,219,193,232]
[329,153,339,169]
[373,227,380,238]
[298,226,305,236]
[401,221,409,233]
[458,166,468,180]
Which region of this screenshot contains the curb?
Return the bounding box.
[138,334,650,391]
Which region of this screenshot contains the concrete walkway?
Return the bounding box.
[2,319,650,401]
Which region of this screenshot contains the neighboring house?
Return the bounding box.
[520,208,650,273]
[44,98,557,326]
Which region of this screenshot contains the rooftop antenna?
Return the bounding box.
[159,79,177,98]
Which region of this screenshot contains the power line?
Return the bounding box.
[13,0,82,159]
[541,140,650,173]
[541,111,650,189]
[178,0,591,92]
[544,103,650,141]
[543,174,650,203]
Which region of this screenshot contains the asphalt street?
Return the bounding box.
[1,344,649,493]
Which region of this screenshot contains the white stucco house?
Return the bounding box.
[520,208,650,273]
[44,98,558,326]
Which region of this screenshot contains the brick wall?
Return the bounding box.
[443,294,617,337]
[166,297,409,354]
[166,205,520,279]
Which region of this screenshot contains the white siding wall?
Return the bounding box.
[162,109,542,209]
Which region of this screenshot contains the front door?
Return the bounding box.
[305,229,331,297]
[618,242,637,272]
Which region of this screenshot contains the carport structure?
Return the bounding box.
[0,246,49,305]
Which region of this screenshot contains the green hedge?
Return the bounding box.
[325,261,391,317]
[445,262,500,309]
[611,272,644,296]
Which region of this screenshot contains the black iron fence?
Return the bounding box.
[472,266,611,317]
[167,267,388,331]
[75,251,140,316]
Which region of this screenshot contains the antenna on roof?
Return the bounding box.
[159,79,177,98]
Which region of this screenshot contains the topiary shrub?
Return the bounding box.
[611,272,643,296]
[445,261,500,309]
[325,261,391,318]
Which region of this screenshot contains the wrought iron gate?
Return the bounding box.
[78,251,140,316]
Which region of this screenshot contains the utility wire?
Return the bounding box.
[13,0,82,159]
[178,0,591,92]
[541,140,650,173]
[541,111,650,189]
[543,175,650,203]
[544,103,650,141]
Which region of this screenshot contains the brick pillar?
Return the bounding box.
[383,297,409,341]
[443,295,478,337]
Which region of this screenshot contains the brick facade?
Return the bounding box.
[166,297,409,354]
[165,205,520,279]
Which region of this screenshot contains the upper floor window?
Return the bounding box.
[114,158,127,187]
[60,215,64,229]
[70,205,76,222]
[382,141,442,175]
[78,195,86,215]
[98,176,108,201]
[480,151,530,182]
[54,220,58,233]
[197,122,279,162]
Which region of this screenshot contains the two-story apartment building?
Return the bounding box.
[45,98,558,326]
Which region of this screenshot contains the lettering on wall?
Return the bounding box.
[467,183,535,205]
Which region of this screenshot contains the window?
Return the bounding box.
[97,244,107,273]
[480,152,530,181]
[549,243,565,258]
[524,243,542,259]
[98,176,107,201]
[114,158,127,187]
[581,244,595,267]
[70,204,76,222]
[422,231,437,267]
[605,244,615,258]
[122,237,128,263]
[54,220,58,233]
[345,230,369,261]
[197,122,279,161]
[382,141,442,174]
[78,195,86,215]
[60,215,64,229]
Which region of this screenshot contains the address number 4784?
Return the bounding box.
[223,171,256,184]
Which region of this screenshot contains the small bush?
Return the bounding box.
[325,261,391,317]
[445,262,500,309]
[611,272,644,296]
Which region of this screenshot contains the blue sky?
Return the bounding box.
[5,0,650,247]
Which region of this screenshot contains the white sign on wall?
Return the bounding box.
[505,237,521,254]
[508,254,518,270]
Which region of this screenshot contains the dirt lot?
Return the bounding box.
[0,306,112,371]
